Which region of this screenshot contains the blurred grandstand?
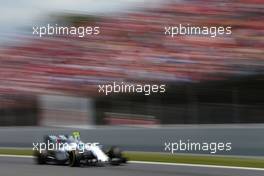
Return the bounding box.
[0,0,263,126]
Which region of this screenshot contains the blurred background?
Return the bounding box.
[0,0,263,127]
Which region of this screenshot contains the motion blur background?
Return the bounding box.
[0,0,263,127]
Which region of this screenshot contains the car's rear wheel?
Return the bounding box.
[34,151,46,164]
[69,151,80,167]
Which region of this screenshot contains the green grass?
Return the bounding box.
[124,152,264,168]
[1,148,264,169]
[0,148,33,156]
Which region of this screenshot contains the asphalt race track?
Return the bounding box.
[0,156,263,176]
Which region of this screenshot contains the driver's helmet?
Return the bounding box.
[72,131,81,141]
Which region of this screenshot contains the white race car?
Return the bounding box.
[34,131,127,167]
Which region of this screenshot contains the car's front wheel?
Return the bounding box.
[107,146,127,165]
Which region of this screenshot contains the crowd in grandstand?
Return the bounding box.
[0,0,263,95]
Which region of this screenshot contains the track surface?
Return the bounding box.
[0,157,263,176]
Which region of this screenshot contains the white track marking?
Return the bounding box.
[0,154,33,158]
[129,161,264,171]
[0,154,263,171]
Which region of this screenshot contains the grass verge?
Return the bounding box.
[0,148,33,156]
[124,152,264,168]
[1,148,264,168]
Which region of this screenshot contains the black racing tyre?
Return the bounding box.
[108,146,127,165]
[108,146,122,158]
[34,151,46,164]
[121,157,127,164]
[69,151,80,167]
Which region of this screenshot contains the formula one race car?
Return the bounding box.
[34,131,127,167]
